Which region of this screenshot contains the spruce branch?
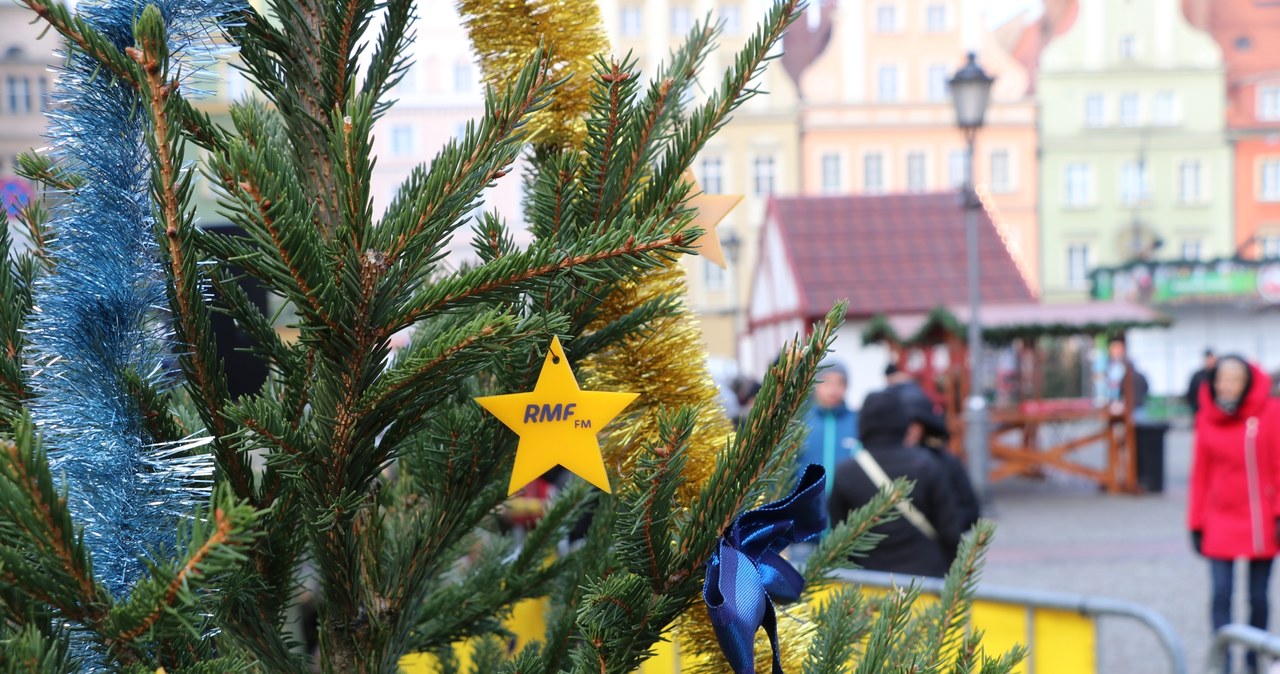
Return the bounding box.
[132,6,247,500]
[15,152,81,194]
[0,416,110,626]
[800,588,869,674]
[361,0,413,118]
[801,480,908,589]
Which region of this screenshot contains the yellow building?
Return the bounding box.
[596,0,806,369]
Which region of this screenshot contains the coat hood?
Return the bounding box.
[1199,360,1273,425]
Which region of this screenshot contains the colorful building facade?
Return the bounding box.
[0,4,57,225]
[1186,0,1280,260]
[1037,0,1231,301]
[797,0,1040,291]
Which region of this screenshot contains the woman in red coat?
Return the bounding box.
[1188,356,1280,674]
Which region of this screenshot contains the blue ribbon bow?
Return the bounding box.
[703,464,828,673]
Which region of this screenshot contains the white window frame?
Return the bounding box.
[6,76,30,114]
[671,5,692,34]
[905,151,927,193]
[989,148,1013,193]
[721,4,742,36]
[947,149,968,189]
[864,152,885,194]
[1181,239,1204,261]
[1084,94,1105,128]
[924,3,947,32]
[1152,91,1178,126]
[875,3,898,33]
[390,126,414,157]
[1064,163,1095,208]
[1119,34,1137,60]
[453,61,473,94]
[753,155,776,197]
[701,156,724,195]
[1262,159,1280,202]
[1179,159,1205,205]
[820,152,842,194]
[1261,235,1280,259]
[703,258,726,291]
[1260,85,1280,121]
[1120,161,1150,205]
[1119,93,1141,127]
[877,64,900,103]
[926,64,948,102]
[620,6,643,37]
[1067,244,1092,290]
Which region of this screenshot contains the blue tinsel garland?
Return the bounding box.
[27,0,242,599]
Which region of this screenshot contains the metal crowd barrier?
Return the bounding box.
[1209,624,1280,673]
[835,568,1188,674]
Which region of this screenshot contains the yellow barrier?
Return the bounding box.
[399,586,1096,673]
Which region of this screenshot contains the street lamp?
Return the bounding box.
[948,51,994,503]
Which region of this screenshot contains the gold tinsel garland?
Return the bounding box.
[457,0,609,148]
[583,260,816,673]
[458,2,816,669]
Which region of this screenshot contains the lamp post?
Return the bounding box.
[722,228,743,365]
[948,51,994,503]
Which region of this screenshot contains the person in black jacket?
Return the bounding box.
[828,390,963,578]
[1185,349,1216,417]
[902,395,980,563]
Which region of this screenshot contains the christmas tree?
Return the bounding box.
[0,0,1024,671]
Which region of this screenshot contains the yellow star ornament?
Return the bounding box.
[476,337,639,495]
[682,170,743,269]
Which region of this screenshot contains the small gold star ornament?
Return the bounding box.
[682,170,743,269]
[476,337,638,495]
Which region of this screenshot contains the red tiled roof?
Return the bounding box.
[770,192,1036,320]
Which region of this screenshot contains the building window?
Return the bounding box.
[1067,244,1091,289]
[875,3,897,33]
[1065,163,1094,207]
[1259,85,1280,121]
[390,126,414,156]
[703,259,726,291]
[721,4,741,36]
[1120,161,1149,205]
[753,155,775,196]
[1261,160,1280,201]
[864,152,884,193]
[37,77,50,112]
[1119,93,1140,126]
[1152,91,1177,126]
[701,156,723,194]
[948,149,968,189]
[671,5,692,34]
[6,76,30,114]
[1084,94,1104,127]
[1179,160,1204,204]
[925,3,947,32]
[453,61,473,93]
[906,152,926,192]
[990,149,1011,193]
[1181,240,1203,261]
[926,64,948,102]
[877,65,899,102]
[620,6,643,37]
[1261,236,1280,259]
[820,153,841,194]
[1119,34,1137,60]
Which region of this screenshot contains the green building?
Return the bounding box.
[1037,0,1230,301]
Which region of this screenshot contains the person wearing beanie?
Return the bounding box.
[828,390,963,577]
[800,359,860,497]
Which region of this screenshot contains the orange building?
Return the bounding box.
[1187,0,1280,259]
[798,0,1039,291]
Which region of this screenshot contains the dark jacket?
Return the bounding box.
[1185,368,1211,416]
[828,391,963,577]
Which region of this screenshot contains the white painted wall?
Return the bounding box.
[1126,306,1280,397]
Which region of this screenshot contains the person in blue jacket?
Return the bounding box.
[800,360,860,495]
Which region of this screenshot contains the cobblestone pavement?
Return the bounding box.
[976,425,1223,674]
